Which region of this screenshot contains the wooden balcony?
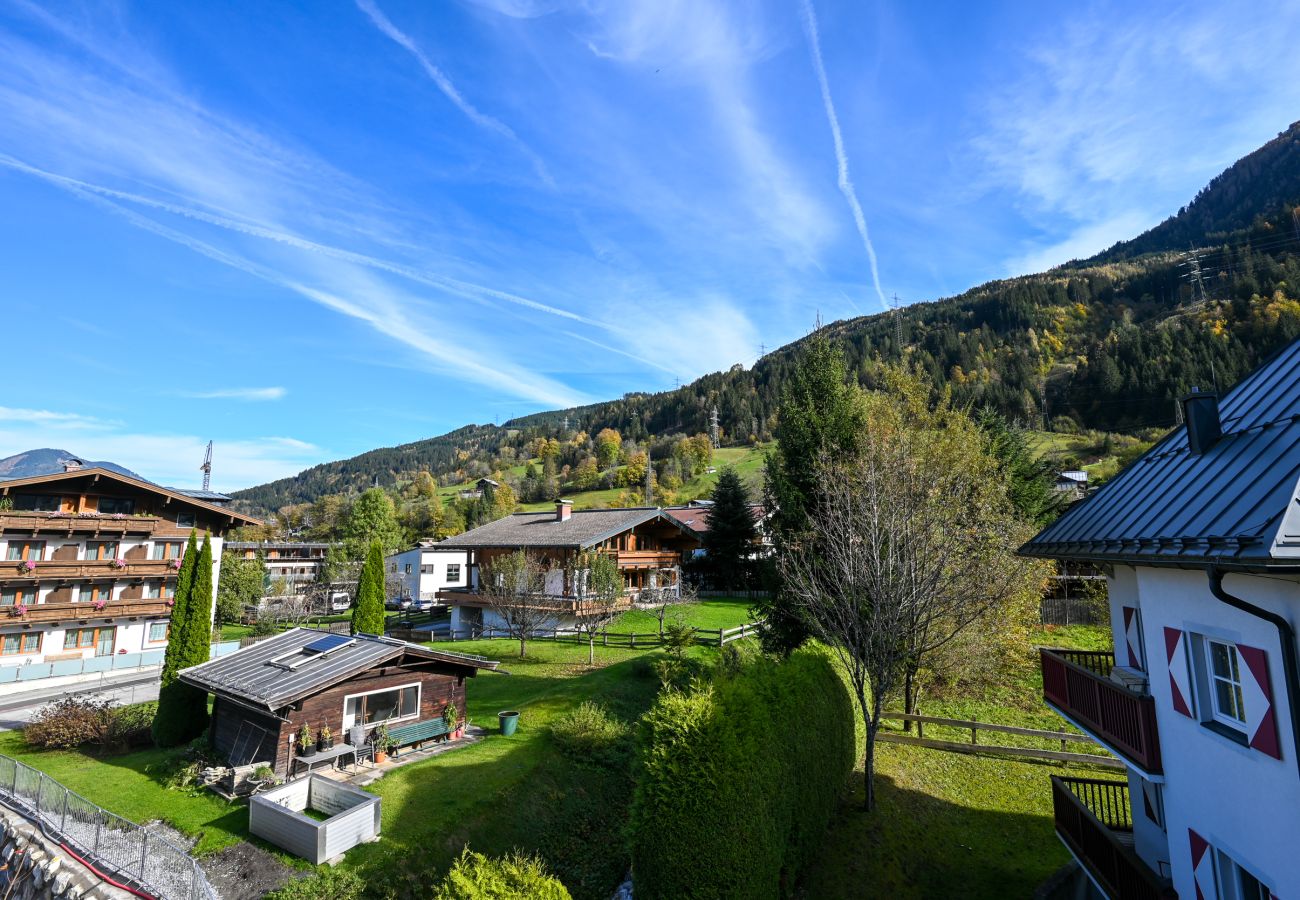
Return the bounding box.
[0,512,162,536]
[613,550,681,567]
[2,560,179,581]
[3,599,173,625]
[1041,649,1162,774]
[1051,777,1175,900]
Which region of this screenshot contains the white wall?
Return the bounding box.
[1128,566,1300,897]
[385,548,469,601]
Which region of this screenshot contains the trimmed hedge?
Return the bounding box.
[630,648,855,899]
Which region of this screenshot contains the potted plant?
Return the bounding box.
[443,702,459,739]
[9,603,26,618]
[18,560,35,573]
[111,557,127,570]
[318,725,333,752]
[371,724,393,763]
[298,723,313,755]
[91,598,107,612]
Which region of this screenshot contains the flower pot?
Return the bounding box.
[454,726,465,740]
[498,711,520,736]
[375,750,389,764]
[316,737,326,753]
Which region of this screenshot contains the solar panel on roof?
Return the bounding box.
[304,633,354,654]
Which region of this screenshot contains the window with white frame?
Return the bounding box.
[420,565,435,574]
[1216,848,1271,900]
[341,683,420,731]
[404,563,413,575]
[446,564,461,582]
[147,622,169,642]
[1206,638,1247,728]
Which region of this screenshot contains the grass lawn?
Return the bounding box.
[802,624,1113,899]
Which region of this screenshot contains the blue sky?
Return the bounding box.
[4,0,1300,491]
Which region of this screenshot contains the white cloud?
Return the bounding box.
[182,387,287,401]
[0,407,115,429]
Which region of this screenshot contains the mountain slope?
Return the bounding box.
[0,449,142,481]
[234,121,1300,514]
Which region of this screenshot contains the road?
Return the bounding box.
[0,669,162,731]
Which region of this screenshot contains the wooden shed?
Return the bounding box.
[178,628,499,777]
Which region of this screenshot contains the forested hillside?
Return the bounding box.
[235,121,1300,515]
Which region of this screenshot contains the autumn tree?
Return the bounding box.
[568,550,625,666]
[778,372,1041,809]
[595,428,623,468]
[480,550,556,658]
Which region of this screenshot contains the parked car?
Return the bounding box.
[384,597,412,611]
[409,597,437,612]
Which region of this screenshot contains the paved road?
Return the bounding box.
[0,669,161,731]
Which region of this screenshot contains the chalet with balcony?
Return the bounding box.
[228,541,331,598]
[177,628,498,777]
[433,501,702,636]
[1021,337,1300,900]
[0,465,260,668]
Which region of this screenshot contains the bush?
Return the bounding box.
[105,702,157,751]
[549,702,630,767]
[630,648,855,899]
[433,848,571,900]
[24,697,113,749]
[267,868,365,900]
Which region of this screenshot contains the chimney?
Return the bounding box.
[556,499,572,522]
[62,458,84,473]
[1182,389,1222,455]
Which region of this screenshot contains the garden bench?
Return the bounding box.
[387,718,452,755]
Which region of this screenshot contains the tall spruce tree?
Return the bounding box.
[758,335,867,654]
[351,540,387,635]
[703,468,757,590]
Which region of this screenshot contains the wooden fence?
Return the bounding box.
[416,619,764,649]
[877,712,1123,769]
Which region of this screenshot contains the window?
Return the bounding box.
[0,632,40,656]
[341,684,420,731]
[97,497,134,515]
[1,588,37,607]
[420,564,436,574]
[83,584,114,604]
[176,512,196,528]
[143,582,174,600]
[404,563,413,575]
[64,628,97,650]
[147,622,169,642]
[1207,639,1247,727]
[150,541,184,560]
[85,541,119,561]
[12,494,60,512]
[446,564,461,582]
[6,541,44,561]
[389,563,397,573]
[1216,849,1271,900]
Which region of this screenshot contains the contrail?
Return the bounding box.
[799,0,888,310]
[356,0,556,189]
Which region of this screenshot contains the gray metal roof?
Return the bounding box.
[178,628,497,710]
[1022,337,1300,565]
[435,507,680,549]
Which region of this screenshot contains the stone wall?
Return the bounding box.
[0,807,137,900]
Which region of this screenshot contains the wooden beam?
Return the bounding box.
[876,733,1123,768]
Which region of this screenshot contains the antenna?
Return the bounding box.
[200,441,213,491]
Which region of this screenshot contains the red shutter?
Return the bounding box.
[1189,829,1215,900]
[1165,627,1193,717]
[1237,643,1282,760]
[1123,606,1145,671]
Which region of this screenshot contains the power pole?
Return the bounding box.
[645,452,654,505]
[1039,381,1049,432]
[710,407,720,449]
[890,293,904,347]
[200,441,213,491]
[1180,248,1208,305]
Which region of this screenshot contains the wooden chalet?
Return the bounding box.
[178,628,499,777]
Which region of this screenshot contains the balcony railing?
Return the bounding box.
[1051,777,1175,900]
[1041,648,1162,773]
[0,512,161,535]
[3,560,179,581]
[3,599,173,625]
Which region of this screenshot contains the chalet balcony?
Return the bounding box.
[1041,648,1162,774]
[612,550,681,567]
[0,511,162,536]
[3,599,174,626]
[2,559,180,581]
[1051,777,1175,900]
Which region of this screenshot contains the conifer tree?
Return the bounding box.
[154,530,213,746]
[703,468,758,590]
[158,529,199,688]
[351,541,387,635]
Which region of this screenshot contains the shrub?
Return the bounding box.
[24,697,113,749]
[549,702,629,767]
[433,848,571,900]
[104,701,157,751]
[267,868,365,900]
[630,648,855,899]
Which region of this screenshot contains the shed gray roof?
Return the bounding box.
[435,507,687,549]
[178,628,497,710]
[1022,337,1300,566]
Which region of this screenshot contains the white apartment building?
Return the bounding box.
[385,541,470,605]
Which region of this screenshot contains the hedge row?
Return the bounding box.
[629,647,855,899]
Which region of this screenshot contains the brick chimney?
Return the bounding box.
[556,499,572,522]
[62,458,84,473]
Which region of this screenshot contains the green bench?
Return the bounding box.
[388,718,452,755]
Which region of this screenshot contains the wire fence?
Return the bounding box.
[0,753,217,900]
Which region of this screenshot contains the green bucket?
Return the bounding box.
[498,711,520,736]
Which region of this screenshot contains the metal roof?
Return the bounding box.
[177,628,498,710]
[435,507,692,549]
[1022,337,1300,566]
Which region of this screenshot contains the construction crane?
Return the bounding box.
[200,441,213,491]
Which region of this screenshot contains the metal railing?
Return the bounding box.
[0,754,217,900]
